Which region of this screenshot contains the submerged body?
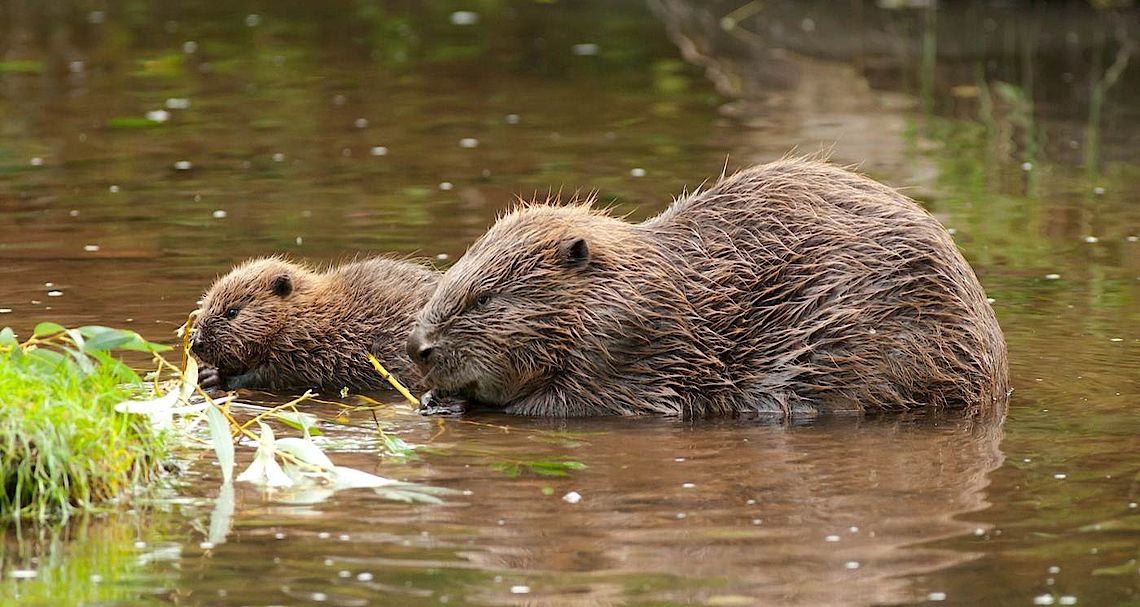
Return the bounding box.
[407,159,1009,417]
[192,257,437,392]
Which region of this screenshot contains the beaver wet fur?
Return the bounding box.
[192,256,437,392]
[407,158,1009,417]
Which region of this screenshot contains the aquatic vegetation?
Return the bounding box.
[0,324,170,523]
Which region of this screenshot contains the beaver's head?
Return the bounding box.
[407,203,627,407]
[191,257,301,377]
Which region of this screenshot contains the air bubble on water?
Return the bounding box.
[439,182,454,191]
[296,237,303,246]
[1058,597,1076,606]
[675,512,687,519]
[825,535,840,542]
[674,457,685,462]
[572,43,599,56]
[509,586,530,594]
[435,253,449,261]
[1083,236,1098,244]
[844,561,860,570]
[630,168,647,177]
[357,572,373,582]
[506,114,520,124]
[927,592,947,602]
[746,499,756,505]
[174,160,193,170]
[342,148,352,157]
[1054,473,1066,480]
[1129,502,1138,509]
[45,282,53,287]
[562,491,582,504]
[166,98,191,109]
[212,210,227,219]
[47,291,62,297]
[1110,338,1123,342]
[84,244,99,252]
[1126,236,1138,243]
[849,526,859,533]
[146,110,170,123]
[183,41,198,54]
[338,570,351,578]
[1021,162,1033,171]
[370,146,388,156]
[245,14,261,27]
[312,592,327,602]
[1034,595,1055,606]
[339,534,350,541]
[30,157,44,166]
[449,11,479,26]
[986,298,996,304]
[354,118,369,129]
[681,482,695,489]
[1044,274,1061,280]
[459,138,479,149]
[109,185,120,193]
[199,542,215,550]
[1093,187,1105,195]
[1047,565,1060,574]
[974,528,985,536]
[0,309,11,314]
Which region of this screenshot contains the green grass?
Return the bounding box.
[0,324,171,523]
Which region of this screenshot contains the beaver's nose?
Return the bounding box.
[406,328,435,367]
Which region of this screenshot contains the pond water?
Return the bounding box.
[2,1,1138,605]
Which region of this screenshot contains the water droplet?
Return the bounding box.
[1021,162,1033,171]
[974,528,986,536]
[173,160,193,171]
[1054,473,1067,480]
[29,157,44,167]
[1083,236,1099,244]
[572,43,599,56]
[295,236,303,246]
[450,11,479,25]
[630,168,647,177]
[562,491,582,504]
[459,138,479,149]
[509,585,530,594]
[1110,338,1123,342]
[682,482,695,489]
[1044,274,1061,281]
[986,298,996,304]
[357,572,373,582]
[849,526,859,533]
[946,227,957,235]
[506,114,521,124]
[675,512,687,519]
[84,244,100,252]
[44,282,53,287]
[435,253,449,261]
[275,532,286,540]
[844,561,860,570]
[1033,595,1056,606]
[182,41,198,54]
[47,291,62,297]
[146,110,170,123]
[370,146,388,156]
[312,592,327,601]
[439,182,454,191]
[245,14,261,27]
[109,185,120,193]
[927,592,947,601]
[674,457,686,462]
[323,558,333,566]
[212,210,227,219]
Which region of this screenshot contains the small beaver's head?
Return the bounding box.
[191,257,302,377]
[408,203,625,406]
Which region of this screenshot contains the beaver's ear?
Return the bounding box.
[560,237,590,268]
[270,273,293,297]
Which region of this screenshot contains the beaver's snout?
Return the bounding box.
[406,326,436,369]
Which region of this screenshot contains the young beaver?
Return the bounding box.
[407,158,1009,418]
[192,256,437,392]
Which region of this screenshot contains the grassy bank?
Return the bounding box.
[0,324,170,523]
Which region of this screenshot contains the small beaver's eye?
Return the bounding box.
[225,307,240,320]
[474,293,492,308]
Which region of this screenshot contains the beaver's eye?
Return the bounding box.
[225,307,240,320]
[474,293,492,308]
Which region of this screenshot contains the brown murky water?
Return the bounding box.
[2,2,1138,606]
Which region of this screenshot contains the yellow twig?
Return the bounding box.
[367,354,420,406]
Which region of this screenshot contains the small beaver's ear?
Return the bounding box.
[270,273,293,297]
[560,237,590,268]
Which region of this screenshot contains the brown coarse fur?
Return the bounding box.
[192,256,437,392]
[408,158,1010,418]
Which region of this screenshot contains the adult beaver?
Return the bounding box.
[192,256,437,392]
[407,158,1009,417]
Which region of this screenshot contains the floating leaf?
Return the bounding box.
[274,411,322,436]
[275,437,335,471]
[1093,558,1138,576]
[206,404,235,484]
[114,389,180,430]
[330,466,399,490]
[236,423,293,488]
[107,116,164,129]
[0,327,17,348]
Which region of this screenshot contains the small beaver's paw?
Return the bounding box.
[198,365,228,393]
[418,390,468,416]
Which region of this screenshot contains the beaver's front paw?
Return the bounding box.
[418,390,468,416]
[198,365,228,392]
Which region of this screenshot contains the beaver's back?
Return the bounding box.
[642,159,1008,416]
